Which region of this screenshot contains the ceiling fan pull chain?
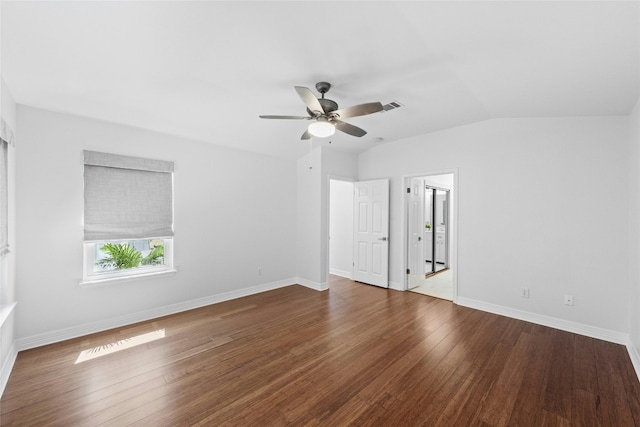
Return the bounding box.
[309,137,313,170]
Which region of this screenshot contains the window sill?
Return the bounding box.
[80,269,177,287]
[0,302,17,329]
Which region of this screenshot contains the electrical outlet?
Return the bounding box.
[564,295,573,306]
[520,288,529,298]
[257,267,262,276]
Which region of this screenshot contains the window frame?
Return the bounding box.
[82,238,175,285]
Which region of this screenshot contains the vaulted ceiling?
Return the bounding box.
[2,1,639,159]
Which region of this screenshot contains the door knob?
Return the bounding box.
[378,237,388,241]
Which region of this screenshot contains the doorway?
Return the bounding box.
[405,173,455,301]
[328,178,390,289]
[329,179,354,280]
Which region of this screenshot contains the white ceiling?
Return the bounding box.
[2,1,639,159]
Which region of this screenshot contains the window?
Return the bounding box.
[0,118,14,257]
[82,150,174,284]
[0,118,15,324]
[0,137,9,257]
[84,238,174,281]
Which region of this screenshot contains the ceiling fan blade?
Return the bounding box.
[333,119,367,137]
[295,86,324,115]
[332,102,383,119]
[259,115,309,120]
[301,129,312,140]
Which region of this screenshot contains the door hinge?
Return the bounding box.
[406,268,410,274]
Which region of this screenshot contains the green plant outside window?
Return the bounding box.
[95,239,165,272]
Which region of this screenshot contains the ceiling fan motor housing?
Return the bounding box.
[311,81,339,115]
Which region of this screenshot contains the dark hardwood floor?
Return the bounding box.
[2,275,640,426]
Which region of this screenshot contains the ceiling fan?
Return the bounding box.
[259,82,383,140]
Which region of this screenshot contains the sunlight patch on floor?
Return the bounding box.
[75,329,165,364]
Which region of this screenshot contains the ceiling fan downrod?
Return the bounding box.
[314,82,338,115]
[315,81,331,98]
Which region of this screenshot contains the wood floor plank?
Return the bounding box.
[573,334,598,393]
[593,338,636,426]
[2,277,639,426]
[479,331,539,425]
[507,331,553,426]
[544,330,575,420]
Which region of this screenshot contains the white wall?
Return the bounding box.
[0,78,17,394]
[15,106,297,342]
[296,146,323,288]
[329,180,353,278]
[320,148,358,285]
[359,117,630,336]
[296,145,357,289]
[628,97,640,368]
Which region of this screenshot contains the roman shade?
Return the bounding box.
[83,150,174,242]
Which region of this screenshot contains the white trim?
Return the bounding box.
[80,269,177,287]
[0,302,16,329]
[329,268,351,279]
[297,277,328,291]
[1,117,15,146]
[626,342,640,383]
[0,341,17,397]
[17,278,298,351]
[456,297,628,345]
[389,281,403,291]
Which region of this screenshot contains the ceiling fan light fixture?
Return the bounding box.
[308,119,335,138]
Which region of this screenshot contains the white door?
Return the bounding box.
[407,178,425,289]
[353,179,389,288]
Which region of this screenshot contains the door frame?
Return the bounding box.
[401,169,459,302]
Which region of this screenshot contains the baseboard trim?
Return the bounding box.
[17,278,298,351]
[389,281,403,291]
[456,297,628,345]
[329,268,351,279]
[296,277,328,291]
[627,342,640,383]
[0,341,17,397]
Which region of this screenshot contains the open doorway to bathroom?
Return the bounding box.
[405,173,455,301]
